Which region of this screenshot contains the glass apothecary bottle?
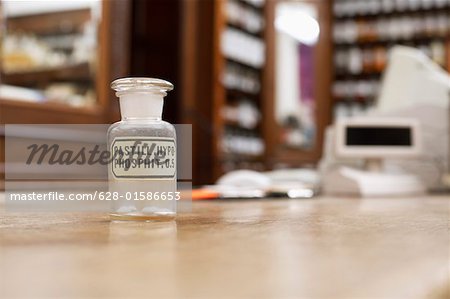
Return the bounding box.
[108,77,177,221]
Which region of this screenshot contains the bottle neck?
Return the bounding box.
[118,92,164,121]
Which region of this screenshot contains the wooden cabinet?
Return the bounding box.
[0,0,132,187]
[182,0,273,183]
[0,0,131,125]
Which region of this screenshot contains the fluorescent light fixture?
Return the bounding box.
[275,10,320,45]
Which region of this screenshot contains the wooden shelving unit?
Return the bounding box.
[180,0,270,183]
[210,0,269,178]
[0,0,132,188]
[331,0,450,119]
[0,0,131,124]
[0,6,97,110]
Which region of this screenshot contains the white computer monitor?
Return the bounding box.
[335,117,421,160]
[377,46,450,112]
[375,46,449,189]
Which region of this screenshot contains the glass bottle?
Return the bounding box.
[108,77,177,221]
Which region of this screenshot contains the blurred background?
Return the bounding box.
[0,0,449,186]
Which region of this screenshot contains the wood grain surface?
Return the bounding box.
[0,195,449,298]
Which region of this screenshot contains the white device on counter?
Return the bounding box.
[321,46,450,192]
[322,117,425,197]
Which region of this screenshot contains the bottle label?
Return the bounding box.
[111,137,176,179]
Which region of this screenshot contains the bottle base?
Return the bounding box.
[109,213,176,221]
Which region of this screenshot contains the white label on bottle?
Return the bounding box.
[111,137,176,179]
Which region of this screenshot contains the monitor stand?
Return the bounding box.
[322,160,425,197]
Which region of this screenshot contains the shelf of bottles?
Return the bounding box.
[332,0,450,120]
[1,7,99,107]
[219,0,266,172]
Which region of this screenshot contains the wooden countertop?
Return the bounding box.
[0,195,449,298]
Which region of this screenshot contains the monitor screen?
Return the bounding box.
[346,127,412,146]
